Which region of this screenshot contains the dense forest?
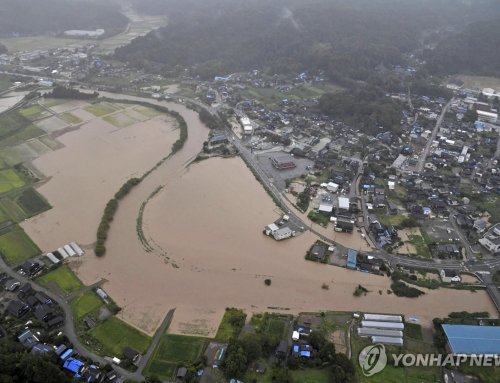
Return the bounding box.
[117,0,500,80]
[0,0,128,37]
[0,338,71,383]
[426,18,500,77]
[0,43,7,54]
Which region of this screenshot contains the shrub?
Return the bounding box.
[264,279,272,286]
[390,281,424,298]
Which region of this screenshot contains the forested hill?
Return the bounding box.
[116,0,500,80]
[426,18,500,77]
[0,0,128,37]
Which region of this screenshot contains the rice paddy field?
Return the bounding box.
[145,334,206,381]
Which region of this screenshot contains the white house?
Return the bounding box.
[440,269,461,283]
[479,223,500,253]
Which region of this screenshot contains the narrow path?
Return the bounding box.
[66,278,107,301]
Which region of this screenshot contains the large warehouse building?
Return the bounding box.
[442,324,500,355]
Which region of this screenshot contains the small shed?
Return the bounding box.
[176,367,188,381]
[123,347,140,363]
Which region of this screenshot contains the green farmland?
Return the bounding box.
[0,225,40,265]
[37,265,84,295]
[145,334,206,381]
[70,291,103,320]
[89,317,151,356]
[0,169,25,194]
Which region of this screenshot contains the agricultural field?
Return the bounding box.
[455,75,500,91]
[89,317,151,356]
[84,103,117,117]
[215,308,246,342]
[60,112,82,125]
[16,188,51,216]
[0,225,40,265]
[70,291,103,320]
[0,169,25,194]
[37,265,84,295]
[0,205,10,223]
[19,105,51,121]
[145,334,206,381]
[0,36,83,52]
[133,106,163,119]
[0,197,27,222]
[103,113,136,128]
[0,110,45,149]
[377,214,407,227]
[0,75,12,92]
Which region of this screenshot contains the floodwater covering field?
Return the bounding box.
[21,94,498,337]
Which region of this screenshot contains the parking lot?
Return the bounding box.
[256,151,314,191]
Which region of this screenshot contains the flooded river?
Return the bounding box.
[22,94,498,336]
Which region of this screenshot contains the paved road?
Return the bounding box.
[0,256,143,380]
[416,99,453,173]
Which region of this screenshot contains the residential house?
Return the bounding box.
[479,223,500,254]
[18,330,39,347]
[123,347,140,364]
[310,244,327,262]
[7,300,29,318]
[440,270,461,283]
[347,249,358,270]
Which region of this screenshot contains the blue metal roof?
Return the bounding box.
[63,357,84,377]
[347,249,358,269]
[442,325,500,354]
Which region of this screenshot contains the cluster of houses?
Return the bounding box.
[17,331,118,383]
[356,313,405,346]
[264,215,295,241]
[4,281,64,329]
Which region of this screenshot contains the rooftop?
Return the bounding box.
[442,324,500,355]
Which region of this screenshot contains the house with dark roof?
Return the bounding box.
[34,291,52,305]
[20,261,43,276]
[3,278,20,291]
[33,304,55,322]
[7,300,29,318]
[275,340,288,358]
[310,244,326,262]
[123,347,140,364]
[18,329,39,348]
[31,343,53,355]
[47,315,64,329]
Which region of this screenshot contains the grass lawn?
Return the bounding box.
[16,188,51,216]
[470,194,500,224]
[89,317,151,356]
[0,225,40,265]
[70,291,103,320]
[290,369,332,383]
[308,210,330,227]
[37,265,84,295]
[378,214,406,227]
[457,365,500,383]
[145,334,206,380]
[0,169,25,194]
[408,229,432,258]
[84,103,117,117]
[404,322,423,340]
[215,308,246,342]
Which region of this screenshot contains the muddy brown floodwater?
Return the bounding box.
[23,94,498,337]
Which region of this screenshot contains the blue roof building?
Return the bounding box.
[442,325,500,354]
[60,348,73,361]
[63,357,84,378]
[347,249,358,270]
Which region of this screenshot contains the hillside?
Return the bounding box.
[116,0,500,80]
[426,18,500,77]
[0,0,128,38]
